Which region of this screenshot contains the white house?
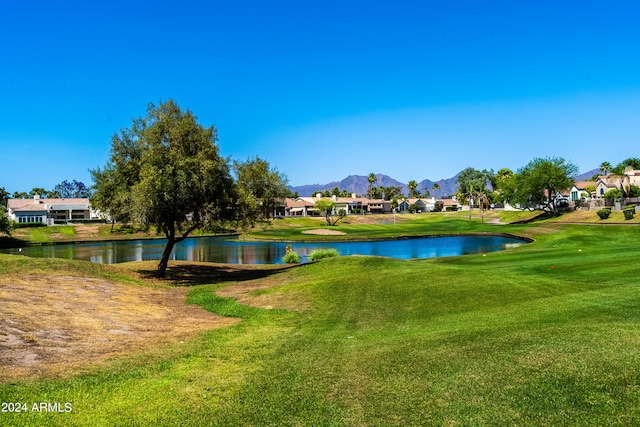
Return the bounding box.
[397,197,436,213]
[569,181,596,202]
[6,196,99,225]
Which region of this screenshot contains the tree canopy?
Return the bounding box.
[0,187,11,235]
[505,157,578,213]
[456,168,493,208]
[233,157,290,221]
[314,198,346,226]
[52,180,92,198]
[611,158,640,175]
[91,100,237,276]
[0,187,9,208]
[0,205,12,236]
[407,180,419,198]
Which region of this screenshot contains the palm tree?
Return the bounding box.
[367,173,377,199]
[621,166,633,198]
[431,183,440,198]
[600,161,612,176]
[407,180,418,198]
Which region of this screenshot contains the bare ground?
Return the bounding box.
[302,228,347,235]
[0,272,239,382]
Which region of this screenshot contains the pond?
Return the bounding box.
[1,235,527,264]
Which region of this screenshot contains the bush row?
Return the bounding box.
[15,222,47,228]
[597,207,636,220]
[282,247,340,264]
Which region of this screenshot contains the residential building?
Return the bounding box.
[6,196,98,225]
[569,181,596,202]
[594,170,640,198]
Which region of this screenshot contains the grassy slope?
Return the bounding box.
[2,219,640,425]
[245,211,538,241]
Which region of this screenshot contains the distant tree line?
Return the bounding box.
[7,180,93,200]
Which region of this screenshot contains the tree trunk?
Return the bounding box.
[157,224,197,277]
[157,238,175,277]
[158,227,176,277]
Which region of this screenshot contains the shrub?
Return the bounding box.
[282,251,300,264]
[308,248,339,262]
[604,188,621,201]
[624,207,635,220]
[15,222,47,228]
[70,219,107,224]
[597,209,611,220]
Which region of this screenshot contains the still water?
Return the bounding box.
[1,235,526,264]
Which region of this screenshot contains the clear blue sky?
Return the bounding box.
[2,0,640,194]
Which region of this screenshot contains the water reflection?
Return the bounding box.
[1,235,526,265]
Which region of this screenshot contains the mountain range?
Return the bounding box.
[289,169,600,198]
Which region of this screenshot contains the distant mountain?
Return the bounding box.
[289,174,407,197]
[289,168,601,198]
[417,174,459,199]
[575,168,600,182]
[289,173,457,198]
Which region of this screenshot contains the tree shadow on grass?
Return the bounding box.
[0,236,27,249]
[135,263,299,286]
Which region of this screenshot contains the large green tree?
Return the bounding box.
[0,187,11,235]
[233,157,290,221]
[611,157,640,175]
[456,168,493,220]
[493,168,515,204]
[0,207,12,236]
[91,100,237,276]
[0,187,9,207]
[508,157,578,213]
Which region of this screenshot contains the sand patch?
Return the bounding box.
[302,228,346,236]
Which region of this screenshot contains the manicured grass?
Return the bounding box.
[246,214,502,241]
[2,219,640,425]
[12,225,76,243]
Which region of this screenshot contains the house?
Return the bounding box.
[285,198,317,217]
[595,175,622,198]
[284,195,395,216]
[569,181,596,202]
[367,199,393,214]
[436,198,459,212]
[397,198,435,213]
[594,170,640,198]
[6,196,98,225]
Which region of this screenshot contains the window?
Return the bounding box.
[18,215,44,223]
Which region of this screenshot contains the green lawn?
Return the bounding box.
[246,212,537,241]
[14,225,76,243]
[2,219,640,425]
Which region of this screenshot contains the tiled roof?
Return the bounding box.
[573,181,596,189]
[7,199,48,212]
[7,198,91,212]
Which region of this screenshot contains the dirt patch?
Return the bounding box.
[302,228,347,236]
[0,274,238,382]
[217,274,310,312]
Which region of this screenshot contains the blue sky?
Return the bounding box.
[1,1,640,194]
